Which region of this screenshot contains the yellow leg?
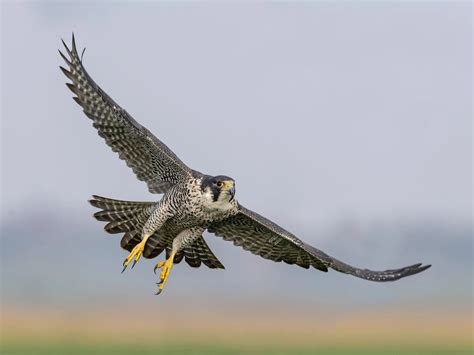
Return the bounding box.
[154,252,176,295]
[122,235,149,272]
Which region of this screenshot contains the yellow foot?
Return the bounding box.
[153,256,175,295]
[122,240,146,273]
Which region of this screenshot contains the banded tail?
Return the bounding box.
[89,195,224,269]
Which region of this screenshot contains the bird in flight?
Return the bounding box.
[59,35,430,295]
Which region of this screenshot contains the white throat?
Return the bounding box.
[201,188,233,212]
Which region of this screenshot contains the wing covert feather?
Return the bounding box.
[208,204,329,271]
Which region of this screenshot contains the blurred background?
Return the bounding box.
[1,1,472,354]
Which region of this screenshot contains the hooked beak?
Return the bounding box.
[228,186,235,202]
[223,181,235,202]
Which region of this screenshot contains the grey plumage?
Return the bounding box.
[60,34,430,293]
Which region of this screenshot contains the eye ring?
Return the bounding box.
[216,181,223,188]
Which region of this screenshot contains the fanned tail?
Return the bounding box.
[89,195,156,251]
[89,195,225,269]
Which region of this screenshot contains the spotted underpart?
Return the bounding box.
[62,34,430,283]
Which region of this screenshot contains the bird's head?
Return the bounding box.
[201,175,236,205]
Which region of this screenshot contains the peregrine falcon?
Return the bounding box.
[60,35,430,295]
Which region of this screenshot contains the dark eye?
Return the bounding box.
[216,181,223,188]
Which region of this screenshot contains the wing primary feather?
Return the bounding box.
[59,66,74,81]
[72,97,82,106]
[208,204,430,282]
[71,33,77,54]
[66,83,80,96]
[58,50,72,66]
[61,39,72,57]
[315,249,431,282]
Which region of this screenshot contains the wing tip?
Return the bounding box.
[60,38,71,56]
[384,262,431,281]
[89,195,104,208]
[71,32,77,53]
[59,32,82,63]
[329,258,432,282]
[58,49,72,66]
[409,263,431,275]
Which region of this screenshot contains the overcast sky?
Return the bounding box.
[1,1,472,309]
[2,2,471,231]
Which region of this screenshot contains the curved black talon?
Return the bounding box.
[121,265,127,273]
[154,265,158,275]
[131,260,137,269]
[155,288,163,295]
[156,279,164,285]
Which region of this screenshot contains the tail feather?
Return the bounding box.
[90,195,155,211]
[89,195,155,235]
[89,195,225,269]
[104,220,137,234]
[94,208,150,222]
[189,237,225,269]
[121,231,139,250]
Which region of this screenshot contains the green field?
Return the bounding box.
[2,343,472,355]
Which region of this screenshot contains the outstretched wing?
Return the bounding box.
[208,204,431,282]
[59,34,192,194]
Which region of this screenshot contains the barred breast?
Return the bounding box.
[171,177,238,227]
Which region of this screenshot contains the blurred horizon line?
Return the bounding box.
[2,304,472,347]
